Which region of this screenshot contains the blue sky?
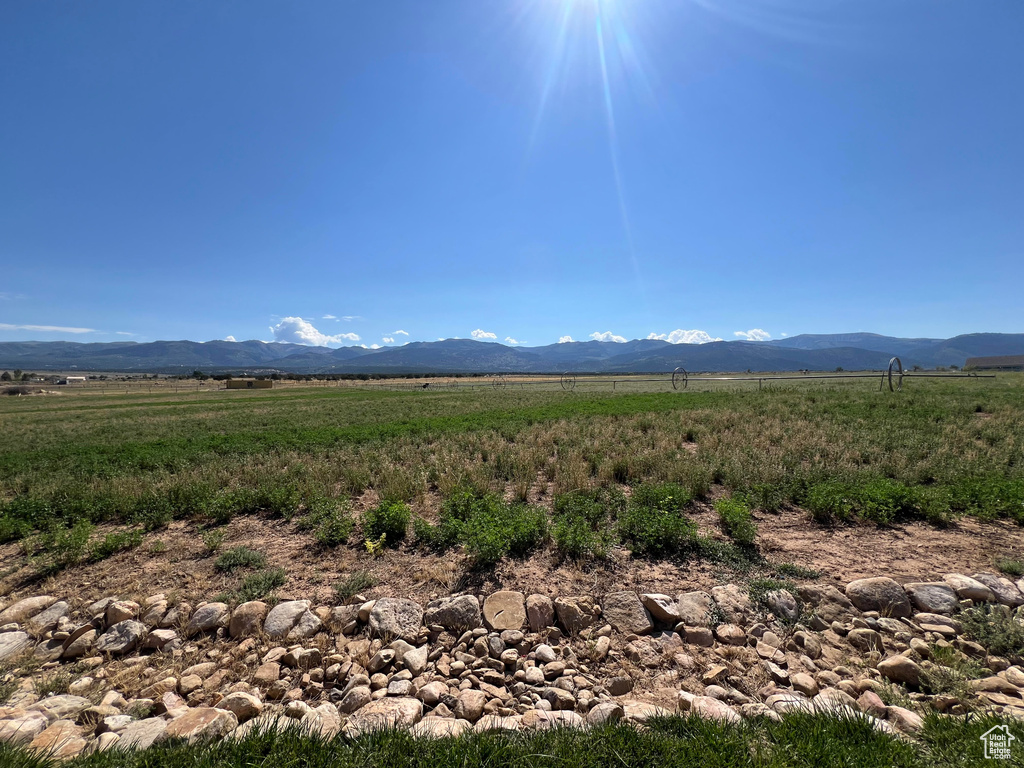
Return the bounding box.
[2,1,1022,349]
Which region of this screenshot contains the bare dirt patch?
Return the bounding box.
[2,497,1021,608]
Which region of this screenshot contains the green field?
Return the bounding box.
[1,375,1022,571]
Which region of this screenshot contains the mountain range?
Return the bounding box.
[0,333,1021,374]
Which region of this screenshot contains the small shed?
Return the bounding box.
[226,379,273,390]
[965,355,1024,372]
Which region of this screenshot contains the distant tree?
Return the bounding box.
[0,372,10,382]
[835,366,844,372]
[21,372,34,381]
[12,369,22,381]
[951,365,960,371]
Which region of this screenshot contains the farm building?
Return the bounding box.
[59,376,87,385]
[226,378,273,389]
[965,355,1024,371]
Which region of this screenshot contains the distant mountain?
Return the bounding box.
[1,332,1022,374]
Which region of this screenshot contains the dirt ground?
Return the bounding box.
[2,494,1022,609]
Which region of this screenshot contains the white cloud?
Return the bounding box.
[224,335,237,342]
[322,314,337,320]
[269,316,360,346]
[369,343,380,349]
[505,336,525,345]
[382,336,395,343]
[0,323,96,334]
[392,330,409,336]
[341,315,359,322]
[115,331,138,337]
[590,331,627,343]
[647,329,722,344]
[558,335,575,343]
[780,332,788,337]
[471,329,497,339]
[0,293,27,301]
[734,329,771,341]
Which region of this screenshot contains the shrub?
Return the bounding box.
[201,530,226,554]
[462,503,548,568]
[37,520,94,573]
[334,571,375,602]
[960,604,1024,658]
[996,558,1024,577]
[771,562,821,580]
[618,504,699,559]
[89,529,142,562]
[551,489,619,561]
[237,568,287,602]
[299,499,353,547]
[215,546,267,573]
[630,483,692,513]
[715,496,757,546]
[362,500,411,546]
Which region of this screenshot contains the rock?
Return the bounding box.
[343,697,422,735]
[714,624,746,646]
[602,592,653,634]
[791,673,819,698]
[117,717,168,750]
[766,693,815,714]
[586,701,624,725]
[847,628,884,654]
[424,596,482,631]
[165,708,238,742]
[482,591,526,631]
[218,693,263,723]
[607,677,634,696]
[523,710,585,729]
[877,656,922,686]
[61,628,96,659]
[230,602,269,638]
[591,635,611,661]
[903,583,958,615]
[888,706,924,733]
[971,573,1024,607]
[858,691,888,717]
[526,595,554,632]
[454,690,488,722]
[253,661,280,685]
[682,626,714,647]
[368,599,424,641]
[813,688,858,714]
[186,602,230,637]
[474,715,521,733]
[106,600,140,625]
[25,602,69,634]
[95,620,148,655]
[554,596,598,634]
[641,594,679,624]
[542,687,576,710]
[622,702,672,724]
[0,596,57,625]
[140,601,167,627]
[675,592,715,627]
[143,628,178,651]
[0,713,49,745]
[0,631,33,662]
[711,585,752,624]
[692,696,743,724]
[402,645,429,676]
[288,611,323,641]
[411,718,471,738]
[301,703,342,737]
[943,574,995,602]
[338,686,372,714]
[764,590,800,622]
[844,578,912,618]
[263,600,311,639]
[367,649,395,673]
[29,720,86,759]
[29,695,93,720]
[809,587,859,623]
[788,631,822,660]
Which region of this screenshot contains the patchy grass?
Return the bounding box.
[214,546,267,573]
[960,604,1024,659]
[333,571,375,602]
[1,711,1021,767]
